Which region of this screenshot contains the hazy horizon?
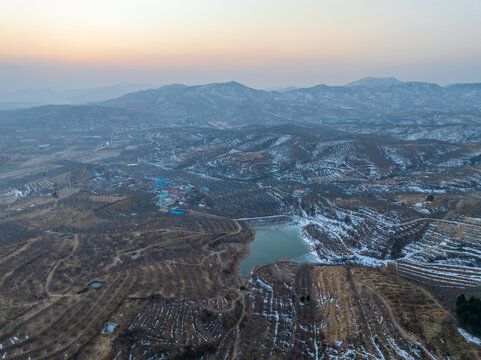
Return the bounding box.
[2,75,481,95]
[1,0,481,91]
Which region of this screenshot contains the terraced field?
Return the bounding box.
[1,123,481,359]
[0,189,253,359]
[297,193,481,289]
[239,262,480,360]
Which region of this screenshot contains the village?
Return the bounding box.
[86,168,212,214]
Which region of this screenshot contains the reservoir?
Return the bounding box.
[239,225,312,276]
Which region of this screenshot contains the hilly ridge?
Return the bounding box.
[1,77,481,136]
[100,77,481,125]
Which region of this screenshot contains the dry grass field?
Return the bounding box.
[0,189,253,359]
[239,263,480,360]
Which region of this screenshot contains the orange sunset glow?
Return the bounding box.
[1,0,481,89]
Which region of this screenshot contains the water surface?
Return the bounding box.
[240,226,311,276]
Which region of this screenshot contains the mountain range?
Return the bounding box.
[1,77,480,133]
[100,77,481,124]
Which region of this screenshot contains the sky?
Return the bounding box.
[1,0,481,91]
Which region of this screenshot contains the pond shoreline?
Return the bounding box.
[239,223,318,276]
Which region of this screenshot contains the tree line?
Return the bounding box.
[456,294,481,336]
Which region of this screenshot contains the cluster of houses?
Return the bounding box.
[152,179,197,209]
[86,169,211,213]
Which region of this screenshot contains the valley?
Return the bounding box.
[1,81,481,359]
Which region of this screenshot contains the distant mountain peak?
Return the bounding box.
[206,81,248,88]
[345,76,402,88]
